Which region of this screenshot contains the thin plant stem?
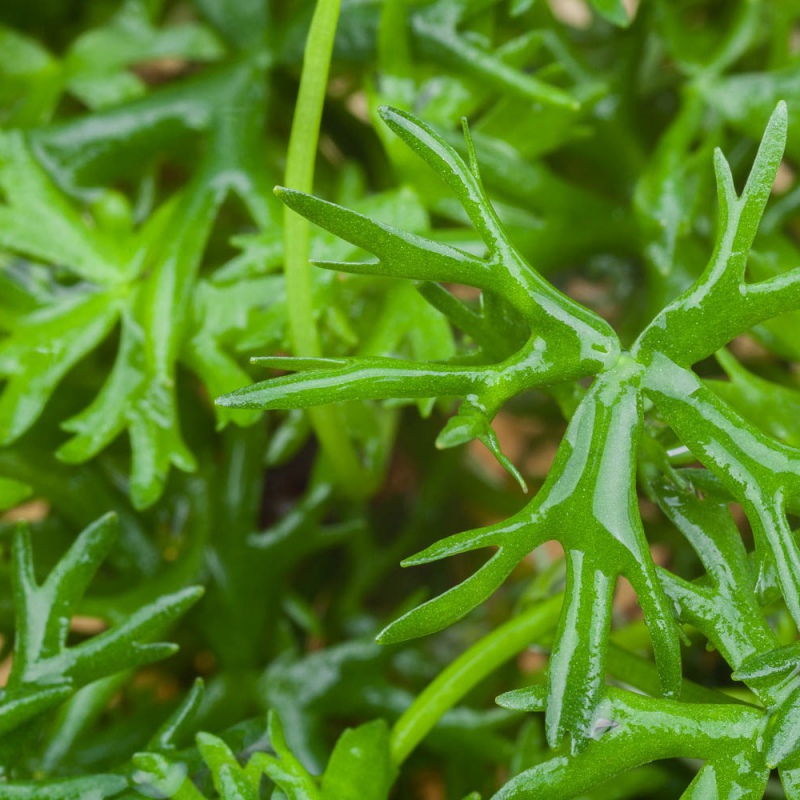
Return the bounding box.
[389,594,563,767]
[378,0,411,78]
[283,0,367,493]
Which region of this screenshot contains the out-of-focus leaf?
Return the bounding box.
[587,0,631,27]
[706,348,800,448]
[321,720,395,800]
[1,514,202,746]
[0,476,32,511]
[65,0,224,110]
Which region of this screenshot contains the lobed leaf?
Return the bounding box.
[643,352,800,627]
[4,515,201,737]
[493,688,766,800]
[0,290,122,445]
[634,103,795,366]
[411,3,579,110]
[220,356,478,410]
[275,186,492,287]
[378,543,530,645]
[0,131,122,285]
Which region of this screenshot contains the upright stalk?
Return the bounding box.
[283,0,367,493]
[389,595,563,767]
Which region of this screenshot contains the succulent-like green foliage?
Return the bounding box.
[220,99,800,783]
[491,465,800,797]
[0,513,201,792]
[132,691,395,800]
[0,133,260,509]
[7,1,800,798]
[0,4,275,508]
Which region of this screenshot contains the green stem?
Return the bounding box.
[283,0,367,493]
[378,0,411,78]
[389,595,562,767]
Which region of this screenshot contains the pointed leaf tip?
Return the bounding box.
[274,186,309,210]
[377,105,434,143]
[496,686,547,712]
[377,104,401,124]
[461,116,479,177]
[590,0,631,27]
[97,510,119,527]
[764,100,789,149]
[274,186,295,201]
[181,585,206,603]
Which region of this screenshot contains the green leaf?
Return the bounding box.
[635,102,798,367]
[733,643,800,682]
[196,732,245,796]
[0,774,127,799]
[0,25,61,127]
[765,683,800,769]
[0,476,32,511]
[3,515,202,735]
[643,354,800,629]
[493,688,767,800]
[147,678,205,753]
[0,685,73,738]
[57,305,197,510]
[193,0,269,49]
[321,720,395,800]
[436,399,527,491]
[0,131,122,285]
[496,685,547,713]
[131,752,204,799]
[245,712,321,800]
[65,0,224,110]
[218,765,258,800]
[707,348,800,448]
[587,0,631,27]
[0,290,122,445]
[412,3,580,109]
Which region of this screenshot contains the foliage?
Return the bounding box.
[2,0,800,798]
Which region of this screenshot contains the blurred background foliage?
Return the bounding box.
[1,0,800,797]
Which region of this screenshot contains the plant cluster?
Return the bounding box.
[2,0,800,798]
